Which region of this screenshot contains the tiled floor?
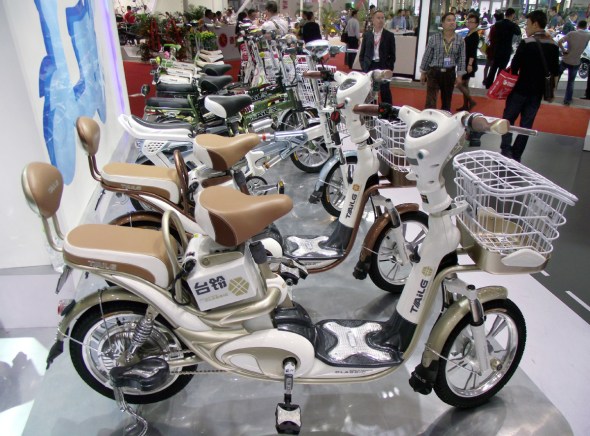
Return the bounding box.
[2,124,590,435]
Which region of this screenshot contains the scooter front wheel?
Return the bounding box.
[70,301,197,404]
[434,299,526,408]
[369,211,429,293]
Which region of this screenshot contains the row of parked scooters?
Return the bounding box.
[22,39,578,435]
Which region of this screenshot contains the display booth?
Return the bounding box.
[0,0,129,327]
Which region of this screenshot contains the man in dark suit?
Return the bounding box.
[484,8,521,88]
[359,10,396,103]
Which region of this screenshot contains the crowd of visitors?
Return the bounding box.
[198,2,588,163]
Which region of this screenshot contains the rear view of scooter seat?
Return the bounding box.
[101,162,181,204]
[196,185,292,247]
[77,116,181,204]
[22,162,176,288]
[194,133,260,170]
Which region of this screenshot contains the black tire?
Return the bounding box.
[579,59,589,80]
[246,175,268,195]
[320,156,357,217]
[369,211,429,294]
[289,135,330,173]
[278,109,317,131]
[70,301,196,404]
[434,299,526,408]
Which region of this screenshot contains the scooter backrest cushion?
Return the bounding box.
[76,116,101,156]
[22,162,63,219]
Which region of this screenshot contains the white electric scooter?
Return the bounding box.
[22,80,577,434]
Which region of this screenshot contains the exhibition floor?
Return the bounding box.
[2,132,589,435]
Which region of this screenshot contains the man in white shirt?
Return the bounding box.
[260,1,289,36]
[558,20,590,104]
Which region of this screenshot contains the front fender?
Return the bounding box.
[421,286,509,367]
[312,150,358,192]
[56,286,145,340]
[358,204,421,263]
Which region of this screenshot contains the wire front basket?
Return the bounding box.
[453,150,577,257]
[375,118,410,173]
[295,63,338,108]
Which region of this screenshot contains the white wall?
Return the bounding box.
[0,0,129,269]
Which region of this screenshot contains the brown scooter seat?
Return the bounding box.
[101,163,181,203]
[64,224,175,288]
[197,186,292,247]
[193,133,260,170]
[21,161,175,288]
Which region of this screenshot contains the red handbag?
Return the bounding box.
[487,68,518,100]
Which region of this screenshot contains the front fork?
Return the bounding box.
[443,277,490,374]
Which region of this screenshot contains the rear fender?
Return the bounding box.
[56,286,145,340]
[312,150,358,192]
[358,204,421,263]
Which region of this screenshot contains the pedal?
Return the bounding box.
[275,358,301,434]
[308,190,321,204]
[276,403,301,434]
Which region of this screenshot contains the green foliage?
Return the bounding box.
[184,5,206,22]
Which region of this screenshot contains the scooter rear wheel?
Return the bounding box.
[369,211,429,294]
[70,301,197,404]
[434,299,526,408]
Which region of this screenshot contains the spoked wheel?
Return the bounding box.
[246,175,269,195]
[70,302,197,404]
[290,134,330,173]
[434,299,526,408]
[579,59,589,79]
[320,156,357,217]
[369,211,429,294]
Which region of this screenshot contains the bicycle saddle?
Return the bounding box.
[196,186,292,247]
[204,95,252,118]
[22,162,176,288]
[194,133,260,170]
[146,97,191,109]
[198,75,233,94]
[129,114,192,131]
[202,63,232,76]
[155,81,198,94]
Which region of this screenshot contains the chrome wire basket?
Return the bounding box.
[375,118,410,173]
[295,63,338,108]
[453,151,577,267]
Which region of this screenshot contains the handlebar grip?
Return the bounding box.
[371,69,393,82]
[469,115,509,135]
[302,71,323,79]
[353,104,380,116]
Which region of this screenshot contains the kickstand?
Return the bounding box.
[275,358,301,435]
[112,385,148,436]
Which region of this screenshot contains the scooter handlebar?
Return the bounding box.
[302,71,323,79]
[353,104,379,115]
[352,103,400,119]
[508,125,538,136]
